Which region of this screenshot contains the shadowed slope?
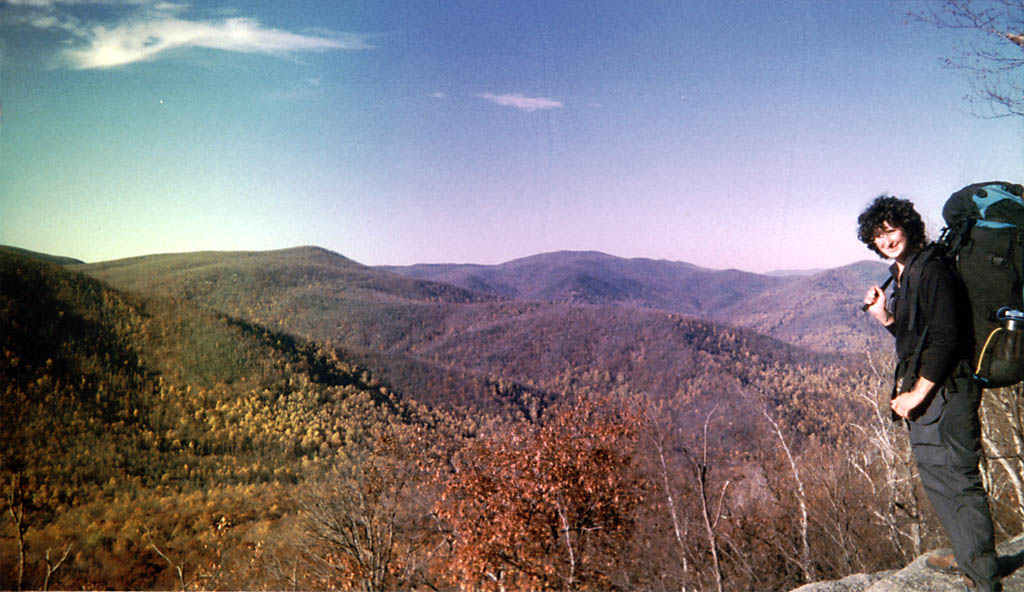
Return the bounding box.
[1,248,441,589]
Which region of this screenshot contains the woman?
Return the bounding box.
[858,195,1000,592]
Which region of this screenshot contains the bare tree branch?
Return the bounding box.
[682,405,726,592]
[6,473,27,592]
[750,389,813,584]
[42,544,73,592]
[143,526,186,591]
[909,0,1024,117]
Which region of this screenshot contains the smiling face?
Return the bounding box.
[872,221,912,263]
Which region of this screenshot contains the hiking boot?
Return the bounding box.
[926,551,960,574]
[963,574,1003,592]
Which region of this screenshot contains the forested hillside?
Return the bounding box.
[723,260,893,353]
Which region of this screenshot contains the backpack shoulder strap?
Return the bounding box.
[903,245,939,334]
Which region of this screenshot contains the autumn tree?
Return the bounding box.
[436,398,646,591]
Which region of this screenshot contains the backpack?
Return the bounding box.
[939,181,1024,388]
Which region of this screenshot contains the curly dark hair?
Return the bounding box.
[856,195,928,258]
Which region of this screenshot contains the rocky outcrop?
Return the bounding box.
[792,535,1024,592]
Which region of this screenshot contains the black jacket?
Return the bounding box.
[887,247,972,387]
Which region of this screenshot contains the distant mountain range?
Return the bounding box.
[6,244,890,357]
[378,250,786,315]
[380,250,890,353]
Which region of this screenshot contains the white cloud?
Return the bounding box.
[63,16,371,69]
[2,1,372,69]
[476,93,563,112]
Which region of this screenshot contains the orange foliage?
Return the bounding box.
[437,399,647,591]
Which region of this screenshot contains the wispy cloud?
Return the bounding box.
[65,17,371,69]
[3,1,87,35]
[476,93,563,112]
[4,1,373,69]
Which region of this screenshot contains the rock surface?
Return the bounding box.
[792,535,1024,592]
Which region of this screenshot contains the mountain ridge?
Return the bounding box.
[7,243,889,354]
[0,244,85,265]
[378,249,782,314]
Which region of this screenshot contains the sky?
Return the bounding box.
[1,0,1022,273]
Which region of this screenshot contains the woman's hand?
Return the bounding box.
[891,377,937,420]
[864,285,892,325]
[891,390,928,419]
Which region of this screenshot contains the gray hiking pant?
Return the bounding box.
[908,372,1000,591]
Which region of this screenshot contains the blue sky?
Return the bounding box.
[1,0,1022,273]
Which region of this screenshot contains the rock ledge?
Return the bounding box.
[792,535,1024,592]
